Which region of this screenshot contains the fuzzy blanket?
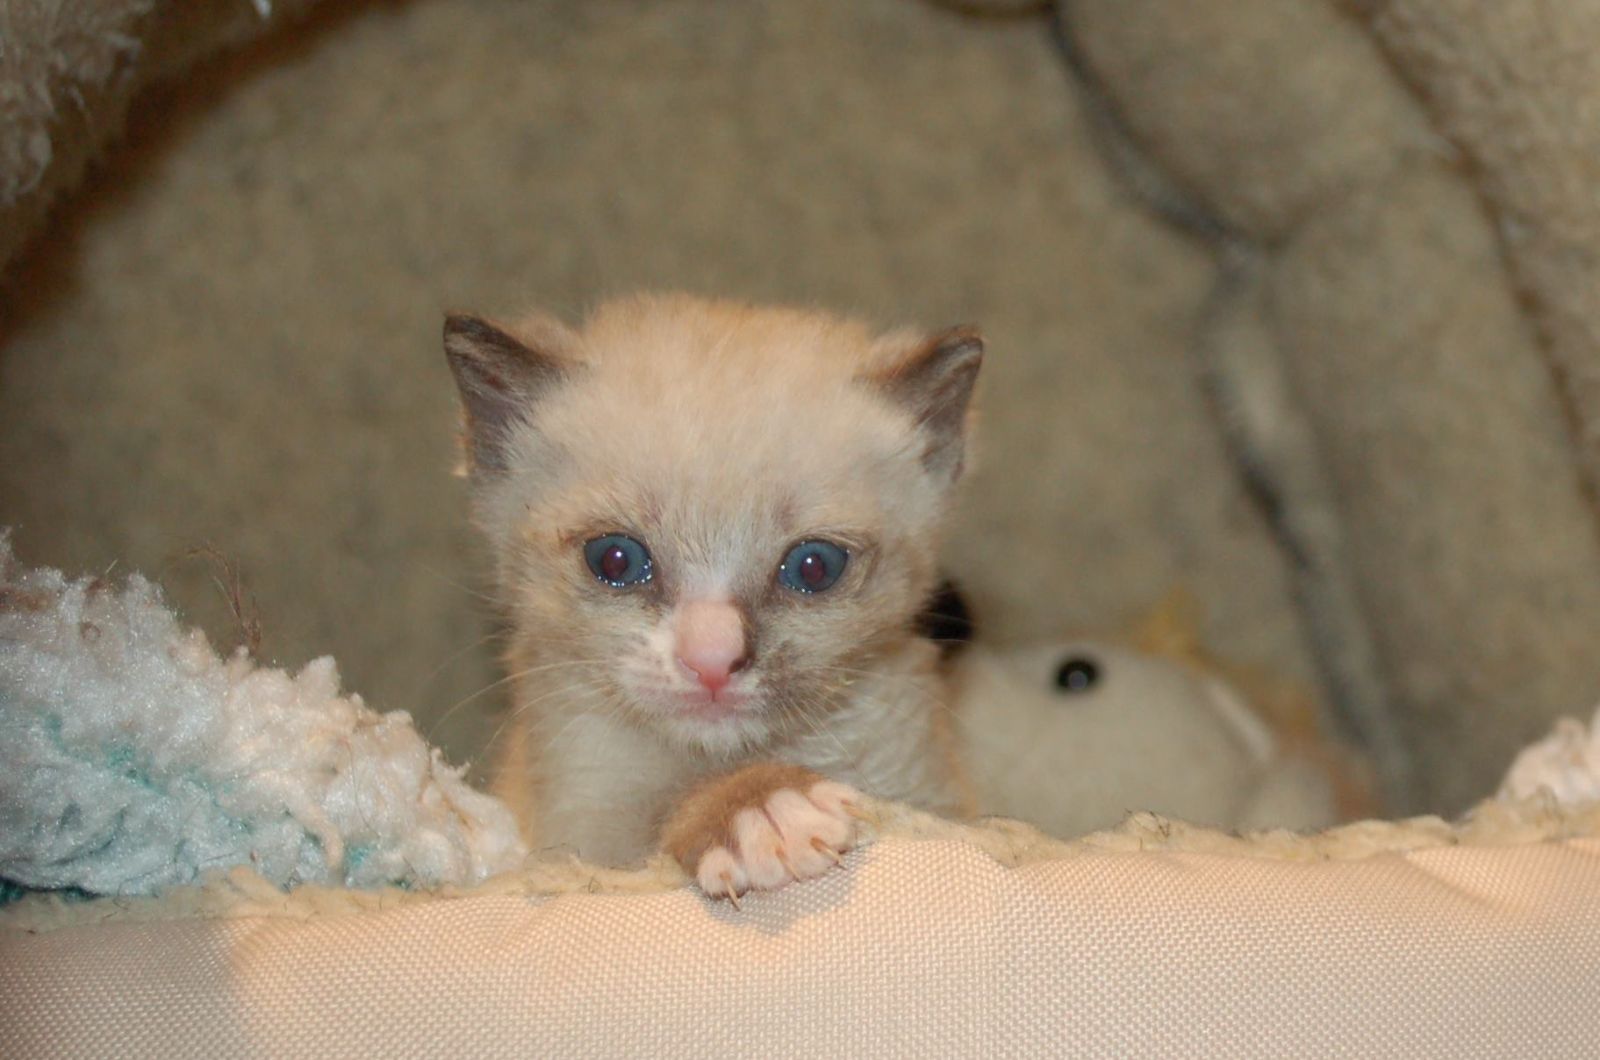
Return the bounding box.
[0,535,523,896]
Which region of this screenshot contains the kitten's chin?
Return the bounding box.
[647,701,775,758]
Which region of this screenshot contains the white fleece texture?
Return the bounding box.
[1498,704,1600,806]
[0,535,526,896]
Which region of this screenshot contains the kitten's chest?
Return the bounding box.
[525,709,707,863]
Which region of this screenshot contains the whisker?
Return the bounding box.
[783,686,860,769]
[421,630,505,681]
[826,672,1033,763]
[416,563,504,608]
[427,657,605,739]
[536,687,629,752]
[479,680,611,761]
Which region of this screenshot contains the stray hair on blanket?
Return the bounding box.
[0,532,527,898]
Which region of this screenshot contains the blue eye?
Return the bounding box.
[584,534,653,588]
[778,540,849,593]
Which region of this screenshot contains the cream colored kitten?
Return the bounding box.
[444,293,981,900]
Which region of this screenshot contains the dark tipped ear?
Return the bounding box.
[872,326,984,481]
[443,313,575,474]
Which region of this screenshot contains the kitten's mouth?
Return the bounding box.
[675,690,749,723]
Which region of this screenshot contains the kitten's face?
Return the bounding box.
[447,295,981,757]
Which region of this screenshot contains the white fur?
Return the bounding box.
[1498,705,1600,806]
[767,788,850,873]
[695,845,747,897]
[708,783,860,895]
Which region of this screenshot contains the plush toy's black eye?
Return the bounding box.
[1055,656,1099,693]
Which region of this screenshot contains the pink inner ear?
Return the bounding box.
[673,598,748,693]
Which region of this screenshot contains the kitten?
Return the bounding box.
[444,293,981,900]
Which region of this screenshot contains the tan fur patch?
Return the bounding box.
[659,762,826,871]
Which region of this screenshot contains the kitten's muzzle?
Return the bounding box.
[673,597,751,700]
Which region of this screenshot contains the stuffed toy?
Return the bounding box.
[953,594,1365,837]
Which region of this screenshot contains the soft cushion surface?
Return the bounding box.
[5,831,1597,1059]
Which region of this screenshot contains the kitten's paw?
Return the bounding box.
[660,762,864,905]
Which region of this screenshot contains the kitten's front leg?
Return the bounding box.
[660,763,865,904]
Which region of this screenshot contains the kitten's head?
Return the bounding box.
[445,293,982,756]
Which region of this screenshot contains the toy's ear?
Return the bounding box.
[1128,587,1204,662]
[443,313,580,475]
[866,326,984,482]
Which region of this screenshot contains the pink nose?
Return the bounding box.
[674,598,749,696]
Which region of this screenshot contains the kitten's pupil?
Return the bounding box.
[600,546,630,583]
[799,552,827,589]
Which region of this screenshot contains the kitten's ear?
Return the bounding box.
[870,326,985,482]
[443,313,577,474]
